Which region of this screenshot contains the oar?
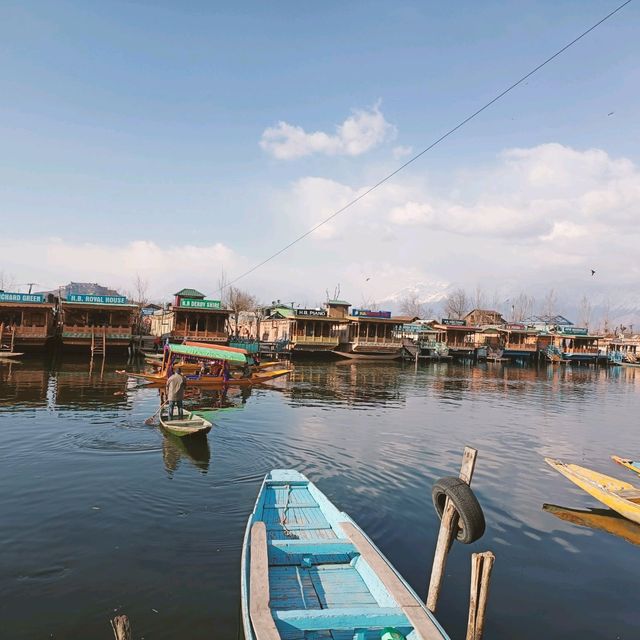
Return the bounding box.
[145,401,168,425]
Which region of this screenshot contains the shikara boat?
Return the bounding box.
[612,455,640,477]
[241,469,450,640]
[135,367,292,387]
[545,458,640,525]
[543,503,640,547]
[159,410,212,437]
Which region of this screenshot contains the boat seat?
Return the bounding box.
[340,522,446,640]
[250,522,281,640]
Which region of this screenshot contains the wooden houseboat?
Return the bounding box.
[497,324,540,360]
[335,308,406,360]
[431,319,478,359]
[257,300,348,355]
[549,326,606,364]
[398,321,449,359]
[604,336,640,364]
[151,288,230,344]
[59,294,137,353]
[0,291,57,351]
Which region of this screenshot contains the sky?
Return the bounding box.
[1,0,639,315]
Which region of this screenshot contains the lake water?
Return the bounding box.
[1,355,640,639]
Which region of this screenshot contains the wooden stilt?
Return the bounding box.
[465,551,495,640]
[426,446,478,612]
[110,615,132,640]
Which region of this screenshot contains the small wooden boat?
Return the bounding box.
[543,503,640,547]
[241,469,450,640]
[612,455,640,477]
[159,410,212,437]
[545,458,640,525]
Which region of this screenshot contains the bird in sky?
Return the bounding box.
[365,276,371,282]
[591,269,596,276]
[608,111,615,116]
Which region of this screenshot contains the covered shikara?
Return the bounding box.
[242,469,450,640]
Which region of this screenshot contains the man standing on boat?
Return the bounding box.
[166,367,186,420]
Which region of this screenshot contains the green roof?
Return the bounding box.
[174,288,205,298]
[326,299,351,306]
[271,308,295,318]
[169,343,246,363]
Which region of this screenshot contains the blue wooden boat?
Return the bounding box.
[241,470,450,640]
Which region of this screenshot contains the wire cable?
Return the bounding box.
[225,0,633,289]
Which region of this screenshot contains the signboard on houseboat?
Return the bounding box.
[179,298,222,310]
[351,309,392,319]
[505,323,526,330]
[441,318,466,326]
[67,294,128,304]
[296,308,327,317]
[0,292,45,304]
[556,326,589,336]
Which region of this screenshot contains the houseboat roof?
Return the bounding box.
[174,288,205,298]
[62,300,138,309]
[0,301,56,309]
[172,303,230,314]
[432,322,477,331]
[497,326,539,334]
[347,315,404,323]
[326,299,351,306]
[268,309,339,321]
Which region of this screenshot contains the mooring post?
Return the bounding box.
[110,615,132,640]
[426,446,478,612]
[465,551,495,640]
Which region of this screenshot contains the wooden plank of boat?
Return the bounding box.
[545,458,640,525]
[334,351,401,361]
[241,469,450,640]
[543,503,640,547]
[612,455,640,477]
[159,410,212,437]
[0,352,24,359]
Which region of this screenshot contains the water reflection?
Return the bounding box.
[161,429,211,476]
[543,503,640,547]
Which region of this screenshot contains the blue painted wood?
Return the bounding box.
[241,469,451,640]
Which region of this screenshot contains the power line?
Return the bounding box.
[226,0,633,290]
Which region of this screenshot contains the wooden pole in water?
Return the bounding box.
[465,551,495,640]
[426,446,477,613]
[110,615,132,640]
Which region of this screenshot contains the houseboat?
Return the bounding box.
[0,291,57,351]
[497,324,540,360]
[398,321,449,359]
[150,288,230,345]
[431,319,478,360]
[59,294,137,353]
[256,300,349,356]
[548,326,607,364]
[334,308,405,360]
[604,336,640,364]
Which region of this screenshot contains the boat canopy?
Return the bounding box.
[169,343,247,364]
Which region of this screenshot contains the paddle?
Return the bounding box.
[145,401,168,426]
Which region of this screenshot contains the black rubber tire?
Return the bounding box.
[432,476,485,544]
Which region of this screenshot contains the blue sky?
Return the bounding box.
[1,1,638,311]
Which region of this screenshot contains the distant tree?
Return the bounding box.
[325,284,341,301]
[225,286,257,337]
[444,288,470,319]
[578,295,592,329]
[0,271,16,291]
[133,274,149,307]
[399,292,426,318]
[600,297,611,335]
[540,288,558,318]
[360,296,379,311]
[512,292,535,322]
[474,285,486,311]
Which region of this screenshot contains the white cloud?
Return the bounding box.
[389,201,433,225]
[260,103,396,160]
[0,238,238,300]
[392,145,413,159]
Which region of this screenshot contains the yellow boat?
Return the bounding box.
[612,455,640,477]
[545,458,640,525]
[543,503,640,546]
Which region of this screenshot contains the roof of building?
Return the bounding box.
[174,288,205,298]
[525,314,573,325]
[326,299,351,306]
[464,309,504,317]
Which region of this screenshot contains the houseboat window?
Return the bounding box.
[65,309,86,326]
[88,311,109,326]
[25,311,46,326]
[0,310,23,326]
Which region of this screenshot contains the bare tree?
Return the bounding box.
[399,292,425,318]
[512,292,535,322]
[133,274,149,306]
[474,285,485,311]
[325,284,341,301]
[540,288,557,318]
[226,286,257,336]
[360,296,379,311]
[0,271,16,291]
[578,295,592,329]
[600,297,611,335]
[444,288,469,319]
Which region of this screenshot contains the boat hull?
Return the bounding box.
[241,469,450,640]
[545,458,640,525]
[159,411,212,437]
[612,456,640,477]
